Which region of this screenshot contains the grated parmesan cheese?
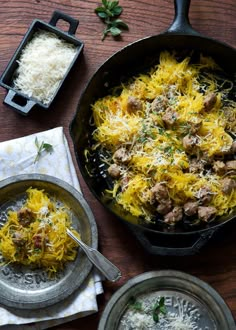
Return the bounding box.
[119,292,212,330]
[13,30,77,104]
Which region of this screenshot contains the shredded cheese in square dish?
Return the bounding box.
[13,30,77,104]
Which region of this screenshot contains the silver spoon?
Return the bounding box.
[66,228,122,282]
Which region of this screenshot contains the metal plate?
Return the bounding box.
[0,174,98,309]
[98,270,236,330]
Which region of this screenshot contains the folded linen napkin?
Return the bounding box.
[0,127,103,329]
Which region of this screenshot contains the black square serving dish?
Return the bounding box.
[0,10,84,115]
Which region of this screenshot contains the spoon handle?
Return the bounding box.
[67,228,122,282]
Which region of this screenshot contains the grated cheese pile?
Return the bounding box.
[0,188,79,276]
[14,30,77,104]
[91,51,236,226]
[120,310,198,330]
[119,293,201,330]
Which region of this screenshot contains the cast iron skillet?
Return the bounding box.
[70,0,236,256]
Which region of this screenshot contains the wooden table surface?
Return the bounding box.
[0,0,235,329]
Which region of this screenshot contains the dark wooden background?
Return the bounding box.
[0,0,235,329]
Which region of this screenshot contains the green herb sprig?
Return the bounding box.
[95,0,129,41]
[128,296,167,323]
[34,137,53,163]
[152,297,167,322]
[128,296,143,311]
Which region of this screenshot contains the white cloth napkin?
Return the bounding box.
[0,127,103,329]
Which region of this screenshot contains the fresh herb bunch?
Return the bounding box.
[34,137,53,163]
[95,0,129,41]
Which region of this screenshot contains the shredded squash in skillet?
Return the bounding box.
[91,51,236,227]
[0,188,79,275]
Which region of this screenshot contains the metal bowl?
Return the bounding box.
[98,270,236,330]
[0,174,97,309]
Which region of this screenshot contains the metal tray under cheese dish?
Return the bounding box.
[0,174,97,309]
[98,270,236,330]
[0,10,84,115]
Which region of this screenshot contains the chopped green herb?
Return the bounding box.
[137,136,147,143]
[128,297,143,311]
[169,97,177,105]
[164,132,171,138]
[152,297,167,322]
[164,146,174,154]
[95,0,129,41]
[158,127,165,135]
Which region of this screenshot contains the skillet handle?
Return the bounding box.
[167,0,201,36]
[129,226,217,256]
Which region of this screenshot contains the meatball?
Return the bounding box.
[221,177,236,194]
[156,199,172,215]
[33,234,43,249]
[113,148,131,164]
[198,206,217,222]
[150,183,169,203]
[162,108,178,126]
[189,158,204,174]
[188,120,202,134]
[107,164,121,178]
[230,141,236,154]
[225,160,236,171]
[164,206,183,224]
[213,160,225,174]
[182,135,199,154]
[197,186,213,205]
[151,96,168,113]
[127,96,142,112]
[183,201,199,217]
[32,233,48,249]
[203,92,217,111]
[12,231,26,247]
[17,208,34,227]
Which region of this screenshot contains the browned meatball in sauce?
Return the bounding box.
[164,206,183,224]
[107,164,122,178]
[198,206,217,222]
[203,92,217,111]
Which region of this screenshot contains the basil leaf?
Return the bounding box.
[110,26,121,36]
[114,19,129,29]
[98,12,108,18]
[112,6,123,15]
